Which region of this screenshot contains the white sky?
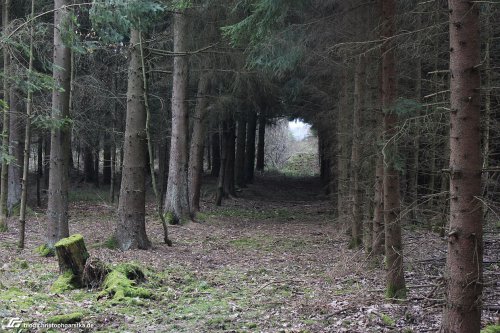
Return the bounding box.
[288,120,311,141]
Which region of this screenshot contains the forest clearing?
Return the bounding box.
[0,0,500,332]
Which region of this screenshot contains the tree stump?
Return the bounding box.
[54,234,89,287]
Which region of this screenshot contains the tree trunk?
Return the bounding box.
[256,111,265,171]
[44,134,50,188]
[8,90,24,214]
[441,1,482,331]
[103,134,111,185]
[36,137,42,207]
[94,143,99,188]
[235,113,247,188]
[337,66,349,222]
[408,57,421,222]
[83,145,94,182]
[164,11,190,224]
[0,0,11,231]
[188,74,210,214]
[372,153,384,255]
[115,29,151,251]
[19,0,35,249]
[244,110,257,183]
[46,0,72,247]
[215,122,227,206]
[381,0,406,299]
[224,120,236,197]
[349,55,365,249]
[210,131,220,177]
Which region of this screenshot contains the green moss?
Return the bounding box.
[54,234,84,248]
[0,222,7,232]
[47,312,83,324]
[482,325,500,333]
[386,284,407,300]
[99,264,151,301]
[15,259,29,269]
[164,211,178,225]
[35,244,55,257]
[103,236,119,249]
[380,313,395,326]
[50,270,79,293]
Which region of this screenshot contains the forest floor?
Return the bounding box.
[0,174,499,332]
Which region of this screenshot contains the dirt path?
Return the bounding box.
[0,175,498,332]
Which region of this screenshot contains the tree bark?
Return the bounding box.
[337,66,349,222]
[235,113,247,188]
[164,11,190,224]
[8,90,23,214]
[0,0,11,231]
[381,0,406,299]
[349,55,365,249]
[441,1,482,331]
[224,120,236,197]
[256,111,265,171]
[103,134,111,185]
[215,122,227,206]
[372,153,384,255]
[210,131,220,177]
[115,29,151,251]
[46,0,72,247]
[244,110,257,183]
[19,0,35,249]
[188,74,210,214]
[83,145,94,182]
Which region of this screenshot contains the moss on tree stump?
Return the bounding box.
[51,234,89,291]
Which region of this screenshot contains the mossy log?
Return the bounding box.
[54,234,89,287]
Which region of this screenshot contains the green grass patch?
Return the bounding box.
[482,325,500,333]
[69,188,109,203]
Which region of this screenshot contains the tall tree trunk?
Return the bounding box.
[408,57,421,222]
[188,74,210,214]
[244,110,257,183]
[103,134,111,185]
[83,145,94,182]
[46,0,72,247]
[350,55,365,249]
[43,134,50,188]
[0,0,11,231]
[8,90,23,214]
[441,1,482,331]
[115,29,151,251]
[337,66,349,221]
[215,122,227,206]
[372,153,384,255]
[210,131,220,177]
[19,0,35,248]
[36,137,42,207]
[256,111,265,171]
[94,142,99,188]
[381,0,405,299]
[224,120,236,197]
[164,11,190,224]
[235,112,247,188]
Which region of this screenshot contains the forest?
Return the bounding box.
[0,0,499,332]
